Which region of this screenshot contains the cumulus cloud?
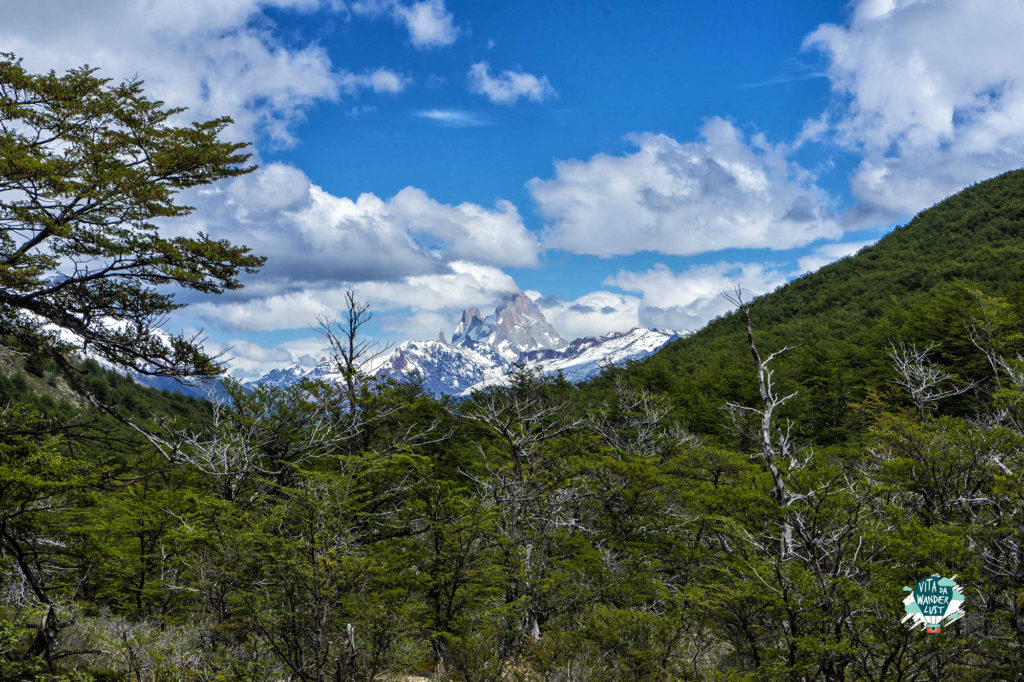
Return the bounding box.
[805,0,1024,218]
[169,163,538,299]
[531,259,797,340]
[208,335,339,380]
[391,188,539,266]
[356,262,520,312]
[468,62,557,105]
[217,338,296,378]
[605,262,790,331]
[0,0,413,146]
[340,68,411,94]
[535,292,642,340]
[162,160,538,347]
[352,0,458,48]
[394,0,458,47]
[530,118,841,257]
[194,261,519,333]
[378,311,457,341]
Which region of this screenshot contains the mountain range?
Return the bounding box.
[245,292,683,395]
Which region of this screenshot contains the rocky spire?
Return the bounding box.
[450,307,486,347]
[450,292,565,362]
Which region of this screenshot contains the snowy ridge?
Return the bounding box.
[521,327,679,382]
[253,364,306,388]
[375,340,504,395]
[247,293,685,395]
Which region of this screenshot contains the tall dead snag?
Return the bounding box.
[723,287,800,560]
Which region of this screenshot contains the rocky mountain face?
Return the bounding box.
[252,364,306,388]
[450,292,566,361]
[246,292,683,395]
[370,341,501,395]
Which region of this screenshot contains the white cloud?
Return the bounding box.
[394,0,458,48]
[0,0,405,146]
[386,188,538,267]
[530,118,841,257]
[468,62,557,105]
[805,0,1024,218]
[197,292,336,333]
[279,336,335,366]
[605,262,790,331]
[797,239,876,274]
[379,311,456,340]
[357,262,520,312]
[217,338,296,377]
[536,291,642,340]
[195,261,520,332]
[341,68,411,94]
[416,109,492,127]
[210,334,336,380]
[170,163,538,298]
[533,259,794,340]
[352,0,458,48]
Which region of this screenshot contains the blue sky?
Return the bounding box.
[275,1,841,202]
[5,0,1024,378]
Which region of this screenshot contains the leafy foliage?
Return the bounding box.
[5,55,1024,679]
[0,53,263,384]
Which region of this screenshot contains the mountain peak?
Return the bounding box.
[490,291,565,356]
[450,291,565,362]
[451,307,489,348]
[247,294,683,396]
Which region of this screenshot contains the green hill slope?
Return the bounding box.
[0,342,213,427]
[5,173,1024,679]
[605,169,1024,443]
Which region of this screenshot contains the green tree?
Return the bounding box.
[0,405,102,670]
[0,53,263,385]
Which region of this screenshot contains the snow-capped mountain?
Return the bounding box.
[373,340,503,395]
[247,292,684,395]
[451,293,566,362]
[252,364,307,388]
[517,327,679,383]
[242,356,341,390]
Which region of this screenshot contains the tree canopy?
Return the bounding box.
[0,53,263,385]
[6,52,1024,680]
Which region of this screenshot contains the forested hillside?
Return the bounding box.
[606,169,1024,444]
[4,170,1024,680]
[5,51,1024,682]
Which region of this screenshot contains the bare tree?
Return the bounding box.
[588,377,699,462]
[314,288,393,417]
[887,340,974,419]
[723,287,802,560]
[458,368,584,647]
[176,382,349,502]
[720,288,877,677]
[461,369,583,483]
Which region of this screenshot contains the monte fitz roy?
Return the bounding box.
[247,291,682,395]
